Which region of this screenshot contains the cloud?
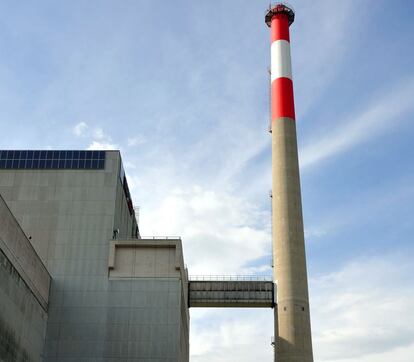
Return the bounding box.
[311,253,414,361]
[139,185,271,275]
[72,122,88,137]
[329,343,414,362]
[127,136,145,147]
[294,0,369,117]
[299,77,414,169]
[304,178,414,244]
[86,140,117,150]
[71,122,118,150]
[189,253,414,362]
[304,226,328,240]
[92,127,105,140]
[190,309,274,362]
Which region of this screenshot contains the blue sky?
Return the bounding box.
[1,0,414,361]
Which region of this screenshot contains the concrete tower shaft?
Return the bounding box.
[266,4,314,362]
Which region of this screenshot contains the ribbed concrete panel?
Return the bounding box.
[189,281,275,308]
[0,194,50,309]
[0,194,50,362]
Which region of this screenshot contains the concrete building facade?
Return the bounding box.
[0,194,51,362]
[0,150,189,361]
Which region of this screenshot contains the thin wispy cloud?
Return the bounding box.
[312,253,414,361]
[293,0,369,118]
[304,176,414,245]
[299,77,414,169]
[127,136,145,147]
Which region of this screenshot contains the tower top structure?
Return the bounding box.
[265,3,295,27]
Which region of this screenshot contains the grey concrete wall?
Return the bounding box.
[179,281,189,362]
[0,195,50,362]
[272,118,313,361]
[108,238,190,362]
[0,250,49,362]
[0,151,189,361]
[0,194,51,309]
[44,278,184,360]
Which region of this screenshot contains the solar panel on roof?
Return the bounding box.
[0,150,106,170]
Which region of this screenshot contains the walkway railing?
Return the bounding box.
[189,275,273,281]
[139,236,181,239]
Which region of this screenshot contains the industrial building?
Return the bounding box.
[0,150,274,361]
[0,3,313,362]
[0,150,190,361]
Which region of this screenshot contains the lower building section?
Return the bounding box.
[44,278,187,361]
[42,238,190,362]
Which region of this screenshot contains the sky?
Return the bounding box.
[1,0,414,360]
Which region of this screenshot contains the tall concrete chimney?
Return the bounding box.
[265,4,314,361]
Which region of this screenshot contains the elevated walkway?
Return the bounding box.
[188,276,275,308]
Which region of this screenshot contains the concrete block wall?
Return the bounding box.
[0,250,49,362]
[0,194,51,308]
[0,194,50,362]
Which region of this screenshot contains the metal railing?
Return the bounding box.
[265,2,295,17]
[139,236,181,240]
[189,275,273,282]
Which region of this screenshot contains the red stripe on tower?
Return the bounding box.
[271,78,295,120]
[266,3,296,120]
[271,14,290,42]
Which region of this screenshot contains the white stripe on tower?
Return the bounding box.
[271,40,292,82]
